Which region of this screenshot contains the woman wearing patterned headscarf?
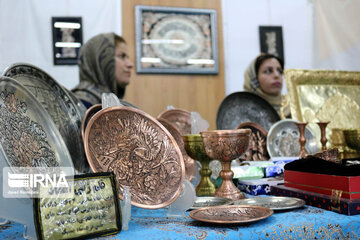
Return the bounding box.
[72,32,134,108]
[243,53,290,119]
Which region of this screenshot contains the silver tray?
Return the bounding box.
[267,119,319,158]
[190,197,233,210]
[216,92,280,131]
[0,76,73,168]
[232,196,305,211]
[3,63,87,172]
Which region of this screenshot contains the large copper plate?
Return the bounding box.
[84,106,185,209]
[0,76,72,168]
[189,205,273,224]
[157,108,191,136]
[157,117,195,181]
[3,63,86,172]
[238,122,269,161]
[216,92,280,131]
[233,196,305,211]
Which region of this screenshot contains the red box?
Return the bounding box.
[284,170,360,199]
[271,184,360,215]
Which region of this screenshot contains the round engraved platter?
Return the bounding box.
[189,205,273,224]
[232,196,305,211]
[237,122,269,161]
[3,63,86,172]
[216,92,280,131]
[157,108,191,136]
[157,117,195,181]
[190,197,233,210]
[84,106,185,209]
[267,119,319,158]
[0,76,73,168]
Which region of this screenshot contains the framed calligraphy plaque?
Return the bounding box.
[259,26,284,62]
[135,5,219,74]
[33,172,121,240]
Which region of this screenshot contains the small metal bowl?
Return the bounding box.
[343,129,360,151]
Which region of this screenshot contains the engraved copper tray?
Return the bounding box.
[3,63,86,172]
[157,117,195,181]
[190,197,233,210]
[189,205,273,224]
[84,106,185,209]
[267,119,319,158]
[81,103,102,140]
[157,108,191,136]
[232,196,305,211]
[238,122,269,161]
[216,92,280,131]
[0,76,72,168]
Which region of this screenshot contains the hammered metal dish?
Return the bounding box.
[189,205,273,224]
[157,108,191,136]
[190,197,233,210]
[84,106,185,209]
[0,76,73,168]
[232,196,305,211]
[64,87,87,120]
[216,92,280,131]
[267,119,319,158]
[157,117,195,181]
[3,63,86,172]
[237,122,269,161]
[81,104,102,140]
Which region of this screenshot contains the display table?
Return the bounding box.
[1,201,360,239]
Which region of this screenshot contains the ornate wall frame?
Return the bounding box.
[135,5,219,74]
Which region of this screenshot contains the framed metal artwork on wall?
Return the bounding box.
[135,5,219,74]
[259,26,284,62]
[52,17,83,65]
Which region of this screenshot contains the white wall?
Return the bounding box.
[222,0,314,95]
[0,0,121,90]
[0,0,313,93]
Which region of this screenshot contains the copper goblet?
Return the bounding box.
[200,129,251,201]
[183,134,217,196]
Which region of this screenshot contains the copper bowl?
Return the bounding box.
[343,129,360,151]
[200,129,251,161]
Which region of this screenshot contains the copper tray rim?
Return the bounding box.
[190,196,234,210]
[157,108,191,119]
[81,103,102,141]
[188,204,273,224]
[157,117,195,181]
[84,106,186,209]
[232,196,306,211]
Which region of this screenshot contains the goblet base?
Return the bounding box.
[212,182,245,201]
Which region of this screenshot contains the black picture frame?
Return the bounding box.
[259,26,284,62]
[52,17,83,65]
[135,5,219,74]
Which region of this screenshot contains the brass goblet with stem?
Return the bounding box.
[200,129,251,201]
[183,134,217,196]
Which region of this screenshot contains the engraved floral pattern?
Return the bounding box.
[88,110,184,207]
[0,90,58,167]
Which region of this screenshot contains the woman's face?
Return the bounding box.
[257,58,283,95]
[115,42,133,87]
